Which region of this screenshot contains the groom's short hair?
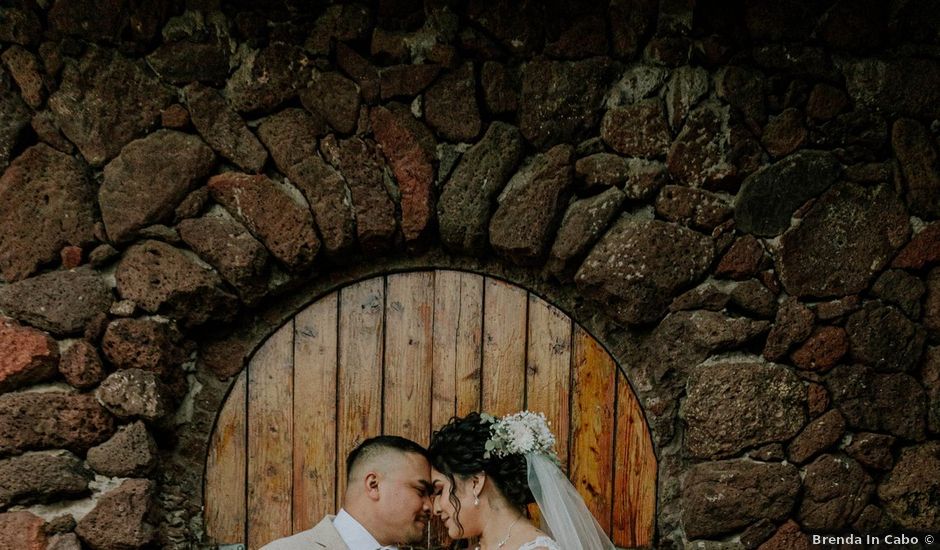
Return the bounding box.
[346,435,428,482]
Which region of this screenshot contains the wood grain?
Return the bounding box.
[384,272,434,445]
[205,370,247,545]
[481,278,527,416]
[613,371,657,548]
[247,322,294,549]
[337,278,384,501]
[570,326,616,534]
[292,294,338,532]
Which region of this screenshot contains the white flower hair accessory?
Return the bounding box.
[481,411,557,460]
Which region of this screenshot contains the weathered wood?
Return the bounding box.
[293,295,338,532]
[481,278,527,416]
[337,278,384,501]
[385,272,434,445]
[205,370,247,545]
[614,372,657,548]
[247,322,294,549]
[570,326,616,534]
[525,294,572,468]
[455,272,484,417]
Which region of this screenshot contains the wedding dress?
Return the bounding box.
[517,536,563,550]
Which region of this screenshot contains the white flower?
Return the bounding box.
[483,411,557,462]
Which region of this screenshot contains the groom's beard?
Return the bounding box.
[399,512,432,545]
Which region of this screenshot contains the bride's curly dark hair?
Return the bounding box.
[428,412,535,537]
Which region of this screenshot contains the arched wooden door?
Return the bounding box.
[205,270,656,549]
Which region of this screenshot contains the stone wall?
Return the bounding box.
[1,0,939,548]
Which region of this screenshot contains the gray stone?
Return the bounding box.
[225,43,311,113]
[575,218,714,325]
[682,460,800,539]
[490,145,574,265]
[845,432,896,471]
[424,62,481,143]
[846,303,925,373]
[655,185,732,232]
[892,118,940,218]
[0,86,31,170]
[605,65,667,108]
[256,108,327,175]
[48,47,174,167]
[100,130,216,243]
[96,369,174,422]
[0,451,92,508]
[86,421,158,477]
[0,268,112,335]
[184,82,268,173]
[844,58,940,119]
[546,187,626,279]
[287,156,356,256]
[871,269,925,319]
[683,359,806,459]
[925,346,940,434]
[115,240,238,328]
[667,101,738,188]
[799,454,874,530]
[777,183,909,298]
[300,72,360,135]
[665,65,709,131]
[827,365,927,441]
[438,123,523,254]
[734,150,841,237]
[601,100,671,159]
[0,144,96,282]
[877,441,940,530]
[146,10,234,86]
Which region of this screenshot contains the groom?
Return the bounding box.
[261,435,433,549]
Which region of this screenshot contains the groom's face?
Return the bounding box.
[375,451,432,544]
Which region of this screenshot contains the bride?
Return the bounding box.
[427,411,616,550]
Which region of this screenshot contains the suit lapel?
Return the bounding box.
[309,515,349,549]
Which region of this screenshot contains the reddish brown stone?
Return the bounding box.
[0,392,115,456]
[845,432,896,471]
[654,185,732,232]
[609,0,657,58]
[183,82,268,173]
[827,365,927,441]
[59,340,106,390]
[757,520,809,550]
[0,451,92,508]
[729,279,777,318]
[877,442,940,530]
[893,222,940,269]
[575,218,714,325]
[335,42,380,104]
[667,101,739,188]
[925,268,940,341]
[256,108,326,177]
[544,14,608,59]
[762,108,807,158]
[0,511,47,550]
[224,43,311,113]
[101,318,189,376]
[807,83,849,120]
[48,47,174,167]
[100,130,216,243]
[0,318,58,393]
[425,62,481,143]
[30,111,73,155]
[178,215,270,305]
[0,268,113,335]
[601,100,671,159]
[466,0,545,56]
[807,382,830,417]
[0,144,96,282]
[86,421,158,477]
[76,479,156,550]
[300,72,360,135]
[716,236,764,280]
[208,172,321,270]
[59,246,82,269]
[1,45,46,109]
[546,187,626,279]
[800,454,874,530]
[371,104,436,244]
[847,303,926,373]
[815,295,861,321]
[664,65,709,131]
[320,136,398,253]
[845,57,940,119]
[481,61,519,114]
[287,156,356,256]
[925,346,940,434]
[763,297,815,360]
[893,118,940,218]
[115,240,238,327]
[490,145,575,265]
[715,66,766,133]
[0,8,42,46]
[669,284,729,312]
[791,326,848,372]
[787,409,846,463]
[160,104,190,129]
[379,64,440,100]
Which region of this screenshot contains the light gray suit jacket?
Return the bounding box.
[259,516,349,550]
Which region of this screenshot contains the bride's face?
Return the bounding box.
[430,467,482,539]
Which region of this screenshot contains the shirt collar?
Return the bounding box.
[333,508,398,550]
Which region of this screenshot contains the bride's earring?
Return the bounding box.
[474,495,479,506]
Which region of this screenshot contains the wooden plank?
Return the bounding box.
[481,278,527,416]
[613,371,657,548]
[525,294,572,468]
[384,272,434,445]
[247,322,294,549]
[205,370,247,545]
[569,327,616,534]
[431,271,460,431]
[292,294,338,532]
[337,278,384,502]
[455,272,484,417]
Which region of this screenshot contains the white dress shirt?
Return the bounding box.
[333,508,397,550]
